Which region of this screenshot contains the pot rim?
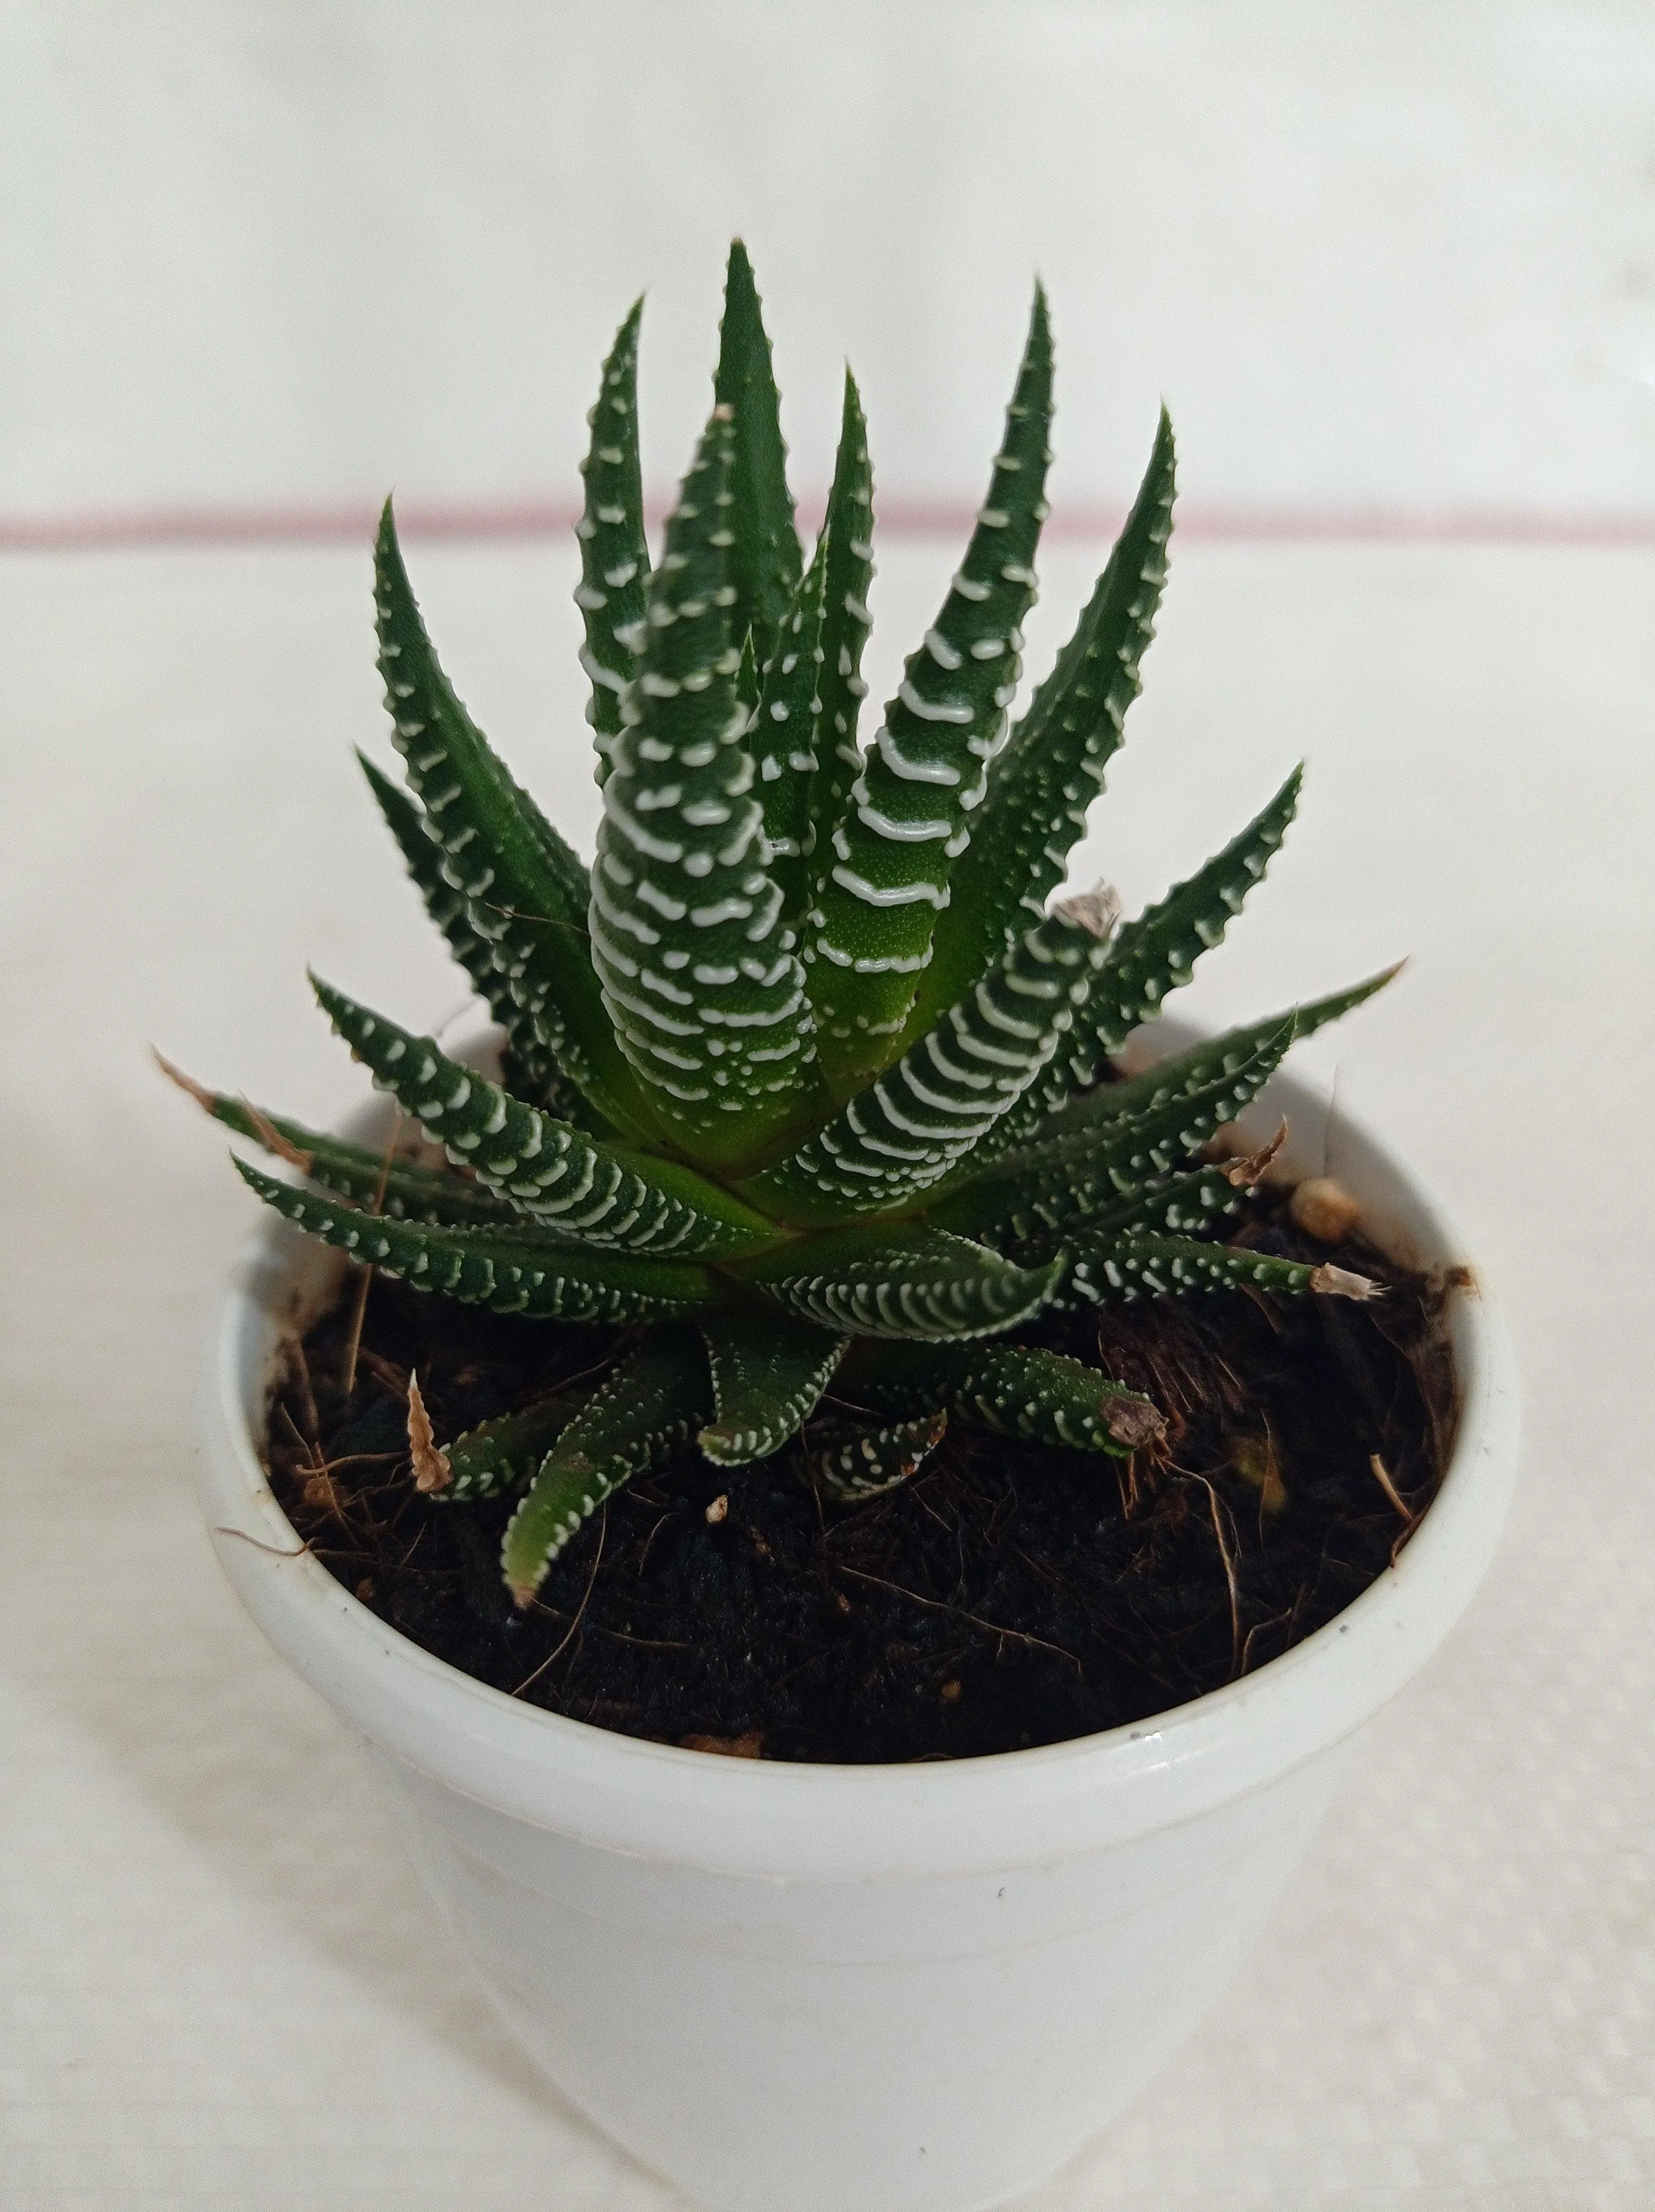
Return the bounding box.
[195,1018,1519,1882]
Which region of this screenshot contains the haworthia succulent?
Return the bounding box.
[734,1224,1065,1340]
[501,1329,713,1604]
[842,1340,1164,1454]
[927,1020,1296,1244]
[808,290,1055,1095]
[576,300,651,786]
[805,1410,948,1499]
[746,899,1113,1224]
[374,505,660,1141]
[908,409,1175,1035]
[697,1310,846,1465]
[1069,1232,1377,1306]
[589,404,818,1164]
[714,241,802,676]
[966,766,1304,1167]
[178,251,1411,1609]
[310,975,781,1257]
[426,1392,588,1503]
[235,1159,712,1321]
[806,370,877,890]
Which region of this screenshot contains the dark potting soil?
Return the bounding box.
[264,1186,1458,1764]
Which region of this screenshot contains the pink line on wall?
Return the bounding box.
[3,498,1655,554]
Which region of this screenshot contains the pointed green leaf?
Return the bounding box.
[714,240,802,673]
[1038,966,1403,1142]
[501,1329,712,1604]
[928,1019,1295,1244]
[841,1340,1162,1455]
[375,502,662,1140]
[805,1410,948,1500]
[697,1311,846,1465]
[907,409,1175,1034]
[748,535,828,922]
[576,299,651,786]
[589,404,816,1165]
[357,750,606,1124]
[311,975,781,1258]
[1069,1232,1378,1306]
[733,1223,1064,1341]
[808,287,1055,1097]
[806,368,876,887]
[185,1081,525,1229]
[234,1158,712,1321]
[966,765,1303,1166]
[745,899,1113,1225]
[428,1392,587,1503]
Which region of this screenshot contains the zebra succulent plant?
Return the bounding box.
[176,244,1394,1608]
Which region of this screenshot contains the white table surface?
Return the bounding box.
[2,529,1651,2210]
[6,2,1655,2201]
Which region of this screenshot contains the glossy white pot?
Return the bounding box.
[195,1022,1518,2212]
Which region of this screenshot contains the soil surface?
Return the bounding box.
[264,1186,1456,1764]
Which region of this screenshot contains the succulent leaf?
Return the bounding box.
[426,1392,587,1503]
[745,900,1113,1224]
[928,1018,1296,1244]
[714,241,803,675]
[576,299,652,786]
[842,1340,1163,1454]
[808,288,1056,1095]
[501,1328,712,1604]
[733,1223,1065,1341]
[805,1410,948,1499]
[374,504,662,1140]
[356,750,605,1124]
[1037,966,1402,1142]
[234,1158,712,1321]
[589,402,818,1162]
[970,765,1303,1165]
[1069,1232,1377,1306]
[806,369,877,882]
[908,409,1175,1033]
[698,1310,846,1465]
[748,535,828,921]
[310,975,780,1258]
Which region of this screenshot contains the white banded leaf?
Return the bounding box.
[748,537,828,922]
[501,1329,712,1605]
[808,288,1055,1097]
[311,975,779,1258]
[841,1340,1163,1455]
[589,403,817,1164]
[734,1224,1065,1341]
[375,503,660,1140]
[745,901,1112,1225]
[908,409,1175,1034]
[967,766,1303,1167]
[1070,1232,1377,1306]
[805,369,876,894]
[428,1393,587,1504]
[576,300,651,786]
[806,1411,947,1500]
[928,1019,1296,1244]
[698,1311,846,1466]
[714,241,802,675]
[234,1159,711,1322]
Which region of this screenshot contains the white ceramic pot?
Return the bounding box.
[195,1022,1518,2212]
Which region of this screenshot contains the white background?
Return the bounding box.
[3,5,1652,2206]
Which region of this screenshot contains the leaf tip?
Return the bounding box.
[407,1370,452,1495]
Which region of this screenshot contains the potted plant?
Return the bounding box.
[180,244,1517,2212]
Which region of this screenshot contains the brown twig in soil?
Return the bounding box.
[1186,1473,1242,1682]
[834,1566,1082,1675]
[285,1334,321,1444]
[512,1507,608,1697]
[1367,1451,1418,1529]
[340,1112,403,1400]
[213,1524,308,1559]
